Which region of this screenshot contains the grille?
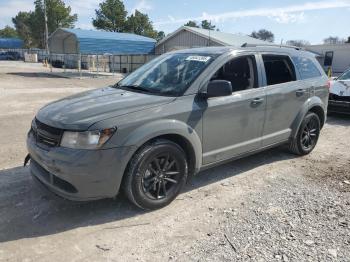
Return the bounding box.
[32,119,63,148]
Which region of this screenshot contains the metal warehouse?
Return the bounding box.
[155,26,267,54]
[0,38,23,49]
[49,28,156,55]
[306,44,350,75]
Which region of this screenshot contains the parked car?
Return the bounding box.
[26,46,329,209]
[328,68,350,114]
[0,51,20,60]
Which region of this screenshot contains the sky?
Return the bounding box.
[0,0,350,44]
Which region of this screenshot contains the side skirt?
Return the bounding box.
[197,139,289,173]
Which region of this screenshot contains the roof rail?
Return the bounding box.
[241,43,301,50]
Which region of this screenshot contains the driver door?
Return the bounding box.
[202,54,266,165]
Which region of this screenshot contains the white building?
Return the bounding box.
[155,26,268,55]
[306,44,350,75]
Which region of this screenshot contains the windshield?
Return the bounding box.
[338,69,350,80]
[115,53,217,96]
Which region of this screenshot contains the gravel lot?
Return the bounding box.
[0,61,349,261]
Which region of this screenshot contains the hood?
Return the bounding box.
[36,87,175,130]
[330,80,350,97]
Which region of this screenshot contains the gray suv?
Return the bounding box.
[26,46,329,209]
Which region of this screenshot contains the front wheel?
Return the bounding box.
[123,139,188,210]
[288,112,321,155]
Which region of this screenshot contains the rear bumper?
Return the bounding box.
[27,131,135,201]
[328,99,350,114]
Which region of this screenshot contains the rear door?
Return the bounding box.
[259,53,309,146]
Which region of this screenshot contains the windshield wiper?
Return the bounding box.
[117,84,151,93]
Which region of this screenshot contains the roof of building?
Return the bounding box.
[156,26,268,47]
[49,28,156,54]
[62,28,156,43]
[0,38,23,49]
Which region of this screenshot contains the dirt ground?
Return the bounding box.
[0,61,349,261]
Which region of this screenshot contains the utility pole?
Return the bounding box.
[44,0,49,52]
[208,20,211,47]
[43,0,52,72]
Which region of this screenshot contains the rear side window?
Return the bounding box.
[292,56,321,79]
[262,55,296,85]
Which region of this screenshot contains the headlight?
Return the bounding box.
[60,127,116,149]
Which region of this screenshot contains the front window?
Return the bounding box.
[115,53,217,96]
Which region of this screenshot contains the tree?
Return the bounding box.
[286,40,310,47]
[346,37,350,44]
[0,26,18,38]
[250,29,274,42]
[124,10,157,38]
[45,0,77,32]
[12,12,34,47]
[93,0,127,32]
[12,0,77,48]
[201,20,216,30]
[184,20,199,28]
[156,31,165,42]
[323,36,345,44]
[92,1,161,40]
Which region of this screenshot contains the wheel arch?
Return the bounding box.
[309,105,325,129]
[120,119,202,176]
[291,97,326,138]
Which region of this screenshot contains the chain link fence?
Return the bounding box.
[1,48,157,77]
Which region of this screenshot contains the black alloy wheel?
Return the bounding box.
[123,139,188,210]
[142,154,181,200]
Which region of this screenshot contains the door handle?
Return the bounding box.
[296,89,306,97]
[250,97,264,106]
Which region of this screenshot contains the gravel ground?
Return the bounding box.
[0,61,349,261]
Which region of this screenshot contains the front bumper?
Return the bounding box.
[27,131,135,201]
[328,99,350,114]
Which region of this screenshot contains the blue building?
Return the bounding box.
[49,28,156,55]
[0,38,23,49]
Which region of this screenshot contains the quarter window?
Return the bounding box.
[292,56,321,79]
[262,55,296,85]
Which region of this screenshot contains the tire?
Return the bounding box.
[123,139,188,210]
[288,112,321,155]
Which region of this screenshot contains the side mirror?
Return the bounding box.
[203,80,232,98]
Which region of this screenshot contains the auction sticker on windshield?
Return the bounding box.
[185,56,211,62]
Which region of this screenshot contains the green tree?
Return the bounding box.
[12,0,77,48]
[250,29,274,42]
[125,10,157,38]
[12,12,34,47]
[31,0,77,47]
[201,20,216,30]
[93,0,127,32]
[184,20,199,28]
[0,26,18,38]
[156,31,165,42]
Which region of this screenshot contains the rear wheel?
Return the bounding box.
[123,139,188,210]
[289,112,321,155]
